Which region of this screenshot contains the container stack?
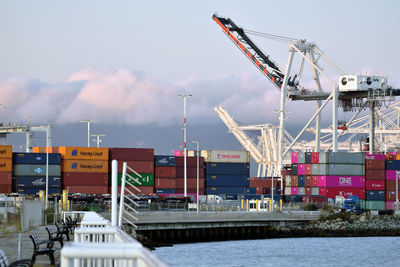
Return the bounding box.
[154,155,176,194]
[385,157,400,210]
[249,177,281,197]
[175,156,205,194]
[60,147,109,194]
[0,146,13,193]
[109,148,154,195]
[365,154,386,210]
[13,152,61,195]
[202,150,251,196]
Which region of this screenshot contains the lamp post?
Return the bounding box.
[178,94,192,197]
[91,134,105,148]
[45,124,50,210]
[80,120,96,147]
[192,141,200,213]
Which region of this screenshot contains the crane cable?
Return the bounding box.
[244,29,300,43]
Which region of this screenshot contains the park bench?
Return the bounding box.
[29,234,56,266]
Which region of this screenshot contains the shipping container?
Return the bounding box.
[385,180,400,191]
[320,187,366,199]
[284,187,291,195]
[316,164,365,176]
[155,178,176,189]
[366,169,386,180]
[0,172,12,185]
[200,150,250,163]
[155,188,176,194]
[297,152,305,164]
[365,201,385,210]
[154,155,176,167]
[290,176,298,187]
[386,191,400,201]
[311,152,319,164]
[298,175,305,187]
[62,160,108,173]
[13,153,61,165]
[291,164,298,175]
[291,152,298,164]
[385,160,400,170]
[291,187,299,195]
[311,187,319,195]
[366,190,385,201]
[365,159,385,170]
[116,160,154,173]
[62,172,108,186]
[366,180,385,191]
[117,173,154,186]
[32,146,58,153]
[385,201,398,210]
[119,185,154,195]
[14,164,61,176]
[175,156,204,167]
[0,185,12,193]
[319,152,365,164]
[206,186,251,195]
[365,154,386,160]
[249,177,280,188]
[385,170,400,181]
[305,187,312,195]
[155,167,176,178]
[298,164,305,175]
[15,187,61,195]
[0,159,12,172]
[59,147,109,160]
[305,152,312,164]
[318,176,365,188]
[312,176,319,187]
[262,188,281,195]
[206,174,249,187]
[176,166,204,178]
[0,145,12,159]
[305,164,312,175]
[305,176,312,187]
[66,185,109,194]
[14,176,61,188]
[176,178,205,189]
[298,187,305,195]
[285,195,303,202]
[204,162,250,175]
[285,176,291,187]
[109,148,154,161]
[175,188,205,195]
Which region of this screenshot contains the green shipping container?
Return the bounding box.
[360,199,366,210]
[366,200,385,210]
[117,173,154,186]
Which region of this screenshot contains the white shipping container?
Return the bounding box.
[311,187,319,195]
[284,187,291,195]
[200,150,250,163]
[285,175,291,186]
[298,187,305,195]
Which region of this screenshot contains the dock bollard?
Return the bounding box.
[280,199,283,211]
[246,199,249,211]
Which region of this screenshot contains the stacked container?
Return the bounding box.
[0,145,13,193]
[249,177,281,195]
[385,158,400,210]
[109,148,154,195]
[13,152,61,195]
[175,156,204,194]
[202,150,251,196]
[365,154,386,210]
[60,147,109,194]
[154,155,176,194]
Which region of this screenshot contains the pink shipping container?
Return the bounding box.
[312,176,319,187]
[366,180,385,190]
[291,152,298,164]
[319,187,326,196]
[385,170,400,180]
[385,201,397,210]
[318,176,365,188]
[311,152,319,164]
[365,154,386,160]
[291,187,298,195]
[298,164,306,175]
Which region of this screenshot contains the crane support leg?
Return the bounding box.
[369,101,375,154]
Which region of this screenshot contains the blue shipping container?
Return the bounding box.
[285,195,303,202]
[366,190,385,201]
[291,164,298,175]
[13,153,62,165]
[385,160,400,170]
[155,155,176,167]
[298,175,305,187]
[206,187,250,195]
[155,189,176,194]
[14,176,61,188]
[206,174,249,187]
[15,187,61,195]
[205,163,250,175]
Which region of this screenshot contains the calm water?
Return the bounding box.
[154,237,400,267]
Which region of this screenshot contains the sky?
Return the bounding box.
[0,1,399,175]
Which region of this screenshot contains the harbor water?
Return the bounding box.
[154,236,400,267]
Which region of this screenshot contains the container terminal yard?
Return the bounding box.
[1,11,400,267]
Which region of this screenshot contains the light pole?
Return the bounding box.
[178,94,192,197]
[91,134,105,148]
[45,124,49,211]
[192,141,200,213]
[80,120,96,147]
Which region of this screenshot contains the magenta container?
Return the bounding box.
[298,164,306,175]
[365,153,386,160]
[318,175,365,188]
[385,170,400,180]
[291,152,298,164]
[319,187,326,196]
[385,201,396,210]
[291,187,298,195]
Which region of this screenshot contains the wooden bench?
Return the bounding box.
[46,227,64,248]
[0,249,33,267]
[29,234,56,266]
[55,222,70,241]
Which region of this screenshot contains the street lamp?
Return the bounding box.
[178,94,192,197]
[80,120,97,147]
[192,141,200,213]
[91,134,105,148]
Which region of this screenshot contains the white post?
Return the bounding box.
[111,160,118,226]
[193,141,199,213]
[118,162,127,227]
[179,94,192,197]
[396,171,399,211]
[45,125,49,210]
[332,86,338,152]
[80,120,96,147]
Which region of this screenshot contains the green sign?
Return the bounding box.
[117,173,154,186]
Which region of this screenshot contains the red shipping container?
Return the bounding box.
[175,156,204,167]
[365,169,385,180]
[63,172,108,186]
[155,167,176,178]
[311,152,319,164]
[109,148,154,161]
[290,176,298,187]
[175,188,205,194]
[176,178,205,189]
[305,164,312,175]
[366,180,385,190]
[256,187,263,194]
[305,187,312,195]
[65,185,108,194]
[249,178,279,188]
[386,191,400,201]
[116,161,154,173]
[0,185,11,193]
[305,176,312,187]
[281,169,291,176]
[320,187,366,199]
[386,180,400,191]
[312,176,319,187]
[0,172,12,185]
[365,159,385,170]
[155,178,176,189]
[176,167,204,178]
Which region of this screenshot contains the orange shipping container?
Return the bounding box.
[0,145,12,159]
[63,160,109,173]
[0,159,12,172]
[32,146,58,153]
[59,147,109,160]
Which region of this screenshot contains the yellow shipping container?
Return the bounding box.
[0,145,12,159]
[59,147,109,160]
[62,160,109,173]
[0,159,12,172]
